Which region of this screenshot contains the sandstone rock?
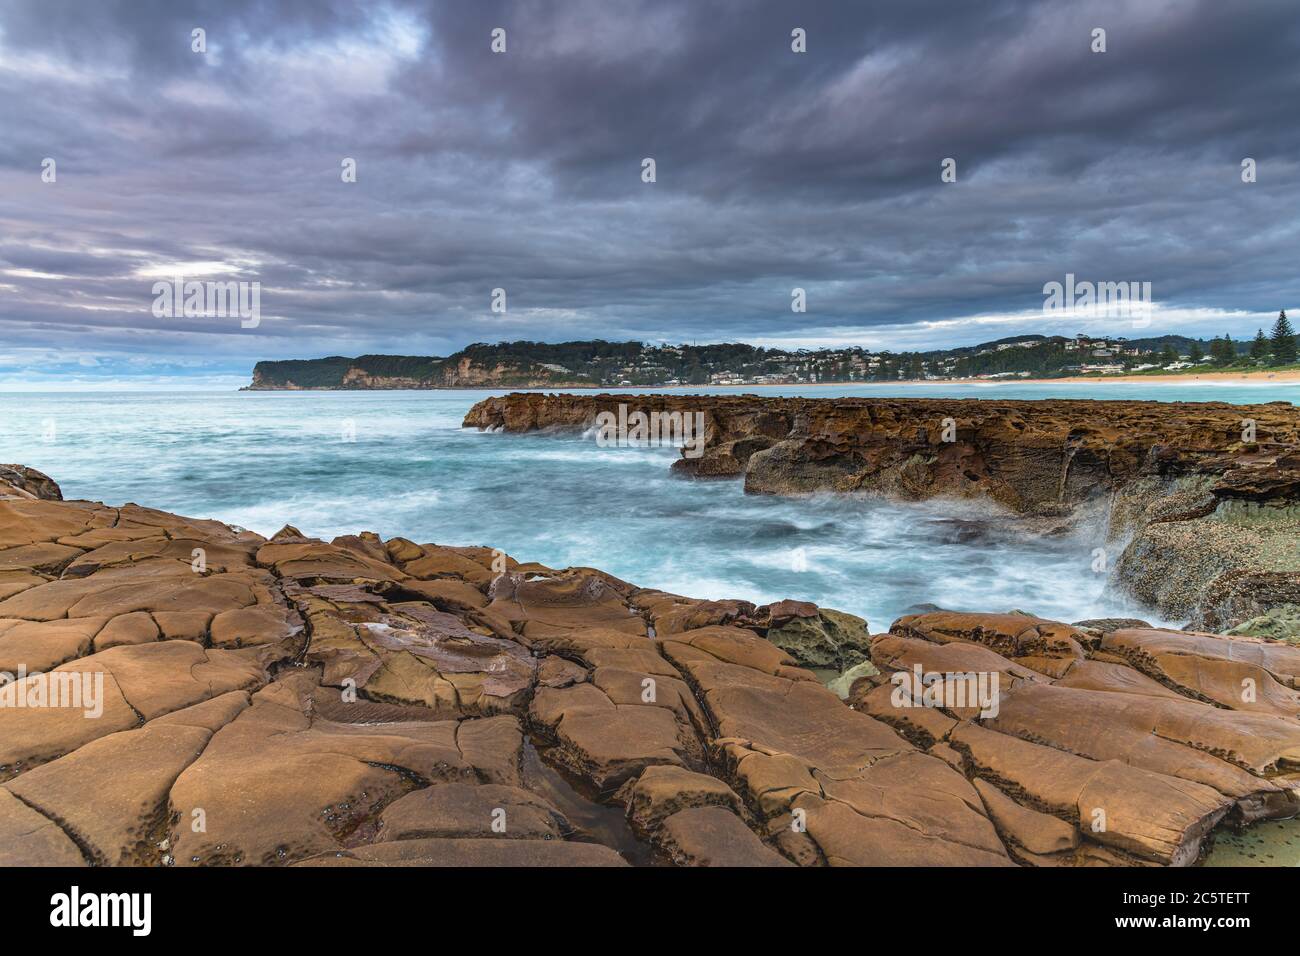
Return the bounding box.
[167,676,521,865]
[488,571,646,638]
[983,682,1300,820]
[210,605,303,649]
[294,837,628,867]
[0,616,106,672]
[655,807,792,867]
[255,540,405,583]
[378,783,568,841]
[0,640,261,778]
[6,692,249,865]
[0,787,85,866]
[534,694,690,791]
[972,777,1079,857]
[0,562,265,623]
[392,577,488,611]
[1073,617,1153,633]
[537,655,587,687]
[4,464,1297,870]
[398,544,498,587]
[871,631,1048,684]
[1050,659,1187,700]
[951,722,1231,865]
[0,570,47,603]
[331,532,390,564]
[0,541,83,574]
[856,682,960,748]
[93,611,160,651]
[467,394,1300,515]
[627,765,745,832]
[631,589,756,635]
[893,611,1087,659]
[1102,627,1300,716]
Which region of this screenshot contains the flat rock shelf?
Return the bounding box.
[0,462,1297,867]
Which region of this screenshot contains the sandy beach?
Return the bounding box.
[1045,369,1300,385]
[659,368,1300,390]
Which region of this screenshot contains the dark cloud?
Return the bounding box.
[0,0,1297,382]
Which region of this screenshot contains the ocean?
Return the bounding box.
[3,380,1296,633]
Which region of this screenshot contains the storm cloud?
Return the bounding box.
[1,0,1297,385]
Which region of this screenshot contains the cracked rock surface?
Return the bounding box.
[1,467,1297,867]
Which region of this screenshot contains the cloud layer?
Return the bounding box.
[1,0,1297,384]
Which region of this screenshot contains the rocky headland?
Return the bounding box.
[465,393,1300,634]
[1,462,1298,867]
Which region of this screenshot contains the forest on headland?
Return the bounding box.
[248,314,1299,389]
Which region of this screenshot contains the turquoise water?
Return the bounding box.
[1,381,1296,631]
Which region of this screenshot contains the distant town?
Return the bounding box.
[248,315,1298,390]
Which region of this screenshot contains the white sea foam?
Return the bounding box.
[0,385,1284,628]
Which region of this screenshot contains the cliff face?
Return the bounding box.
[248,354,592,390]
[465,392,1300,507]
[465,393,1300,629]
[2,468,1298,868]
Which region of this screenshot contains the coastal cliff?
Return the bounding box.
[247,349,597,390]
[465,392,1300,631]
[2,465,1299,867]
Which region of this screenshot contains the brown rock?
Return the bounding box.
[951,722,1230,865]
[1102,627,1300,717]
[0,465,63,501]
[167,676,515,865]
[893,611,1087,660]
[655,807,792,867]
[0,787,85,865]
[294,837,628,867]
[973,777,1079,856]
[378,783,568,841]
[6,692,250,865]
[627,765,745,832]
[487,571,646,638]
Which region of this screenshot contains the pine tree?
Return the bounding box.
[1250,329,1269,361]
[1188,341,1204,363]
[1223,333,1235,364]
[1270,310,1297,365]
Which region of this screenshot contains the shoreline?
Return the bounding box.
[238,367,1300,393]
[1039,369,1300,385]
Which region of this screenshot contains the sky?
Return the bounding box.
[1,0,1298,388]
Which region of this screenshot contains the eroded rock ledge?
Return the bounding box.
[464,393,1300,630]
[1,467,1298,868]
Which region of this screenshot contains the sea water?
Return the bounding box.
[2,381,1296,631]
